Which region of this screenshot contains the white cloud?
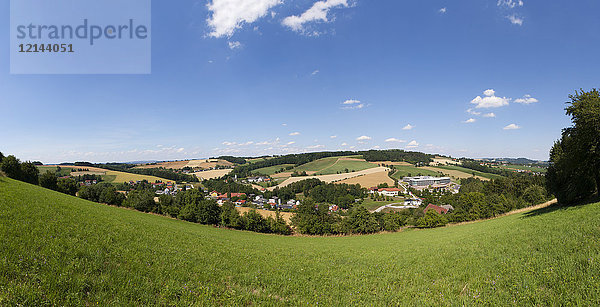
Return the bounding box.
[341,99,366,110]
[222,141,236,146]
[439,7,447,14]
[385,138,406,143]
[287,141,295,145]
[282,123,287,126]
[207,0,282,38]
[463,118,476,123]
[282,0,349,32]
[330,135,337,139]
[503,123,521,130]
[228,41,242,49]
[506,15,524,25]
[406,140,419,148]
[289,132,301,136]
[307,144,325,149]
[467,108,481,116]
[402,124,414,130]
[356,135,371,141]
[341,142,348,146]
[497,0,524,9]
[470,89,510,108]
[311,70,320,75]
[483,112,496,118]
[514,94,539,104]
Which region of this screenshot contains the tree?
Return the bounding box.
[124,190,156,212]
[547,89,600,203]
[0,152,4,164]
[99,186,125,206]
[343,206,380,234]
[1,155,22,180]
[417,210,448,228]
[20,162,39,185]
[57,178,79,196]
[39,171,58,191]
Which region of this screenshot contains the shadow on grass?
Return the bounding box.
[521,195,599,219]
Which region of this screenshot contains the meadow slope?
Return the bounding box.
[1,177,599,305]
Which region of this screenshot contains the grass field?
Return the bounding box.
[315,159,376,175]
[293,157,339,174]
[36,166,72,177]
[254,164,295,175]
[1,177,599,305]
[390,165,443,180]
[433,165,505,180]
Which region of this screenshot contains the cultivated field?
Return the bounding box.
[2,177,598,305]
[338,170,395,188]
[192,169,232,180]
[236,207,293,224]
[421,166,490,181]
[431,165,504,180]
[430,156,460,166]
[254,164,295,175]
[390,165,444,180]
[271,167,390,189]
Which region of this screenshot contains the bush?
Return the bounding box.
[417,210,448,228]
[39,171,58,191]
[57,178,78,196]
[124,190,157,212]
[343,206,381,234]
[1,155,22,180]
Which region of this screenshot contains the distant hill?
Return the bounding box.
[480,157,549,165]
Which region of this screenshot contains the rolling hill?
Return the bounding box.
[1,177,599,305]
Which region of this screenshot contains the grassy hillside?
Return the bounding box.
[390,165,443,180]
[315,159,376,175]
[254,164,295,175]
[37,165,171,185]
[1,177,599,305]
[434,165,505,180]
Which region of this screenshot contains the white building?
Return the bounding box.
[402,176,451,187]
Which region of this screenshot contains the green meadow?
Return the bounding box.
[435,165,505,180]
[315,159,376,175]
[1,177,599,305]
[254,164,295,175]
[390,165,443,180]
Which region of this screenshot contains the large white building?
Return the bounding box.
[403,176,451,187]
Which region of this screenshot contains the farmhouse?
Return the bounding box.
[377,188,402,197]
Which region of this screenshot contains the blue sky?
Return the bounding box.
[2,0,599,163]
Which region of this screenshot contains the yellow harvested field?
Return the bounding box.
[192,169,232,180]
[236,207,293,224]
[431,157,460,166]
[270,167,390,190]
[338,171,395,188]
[422,166,489,181]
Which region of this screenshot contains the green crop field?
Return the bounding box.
[390,165,443,180]
[293,157,339,173]
[316,159,376,175]
[254,164,295,175]
[435,165,505,180]
[36,166,72,177]
[1,177,599,305]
